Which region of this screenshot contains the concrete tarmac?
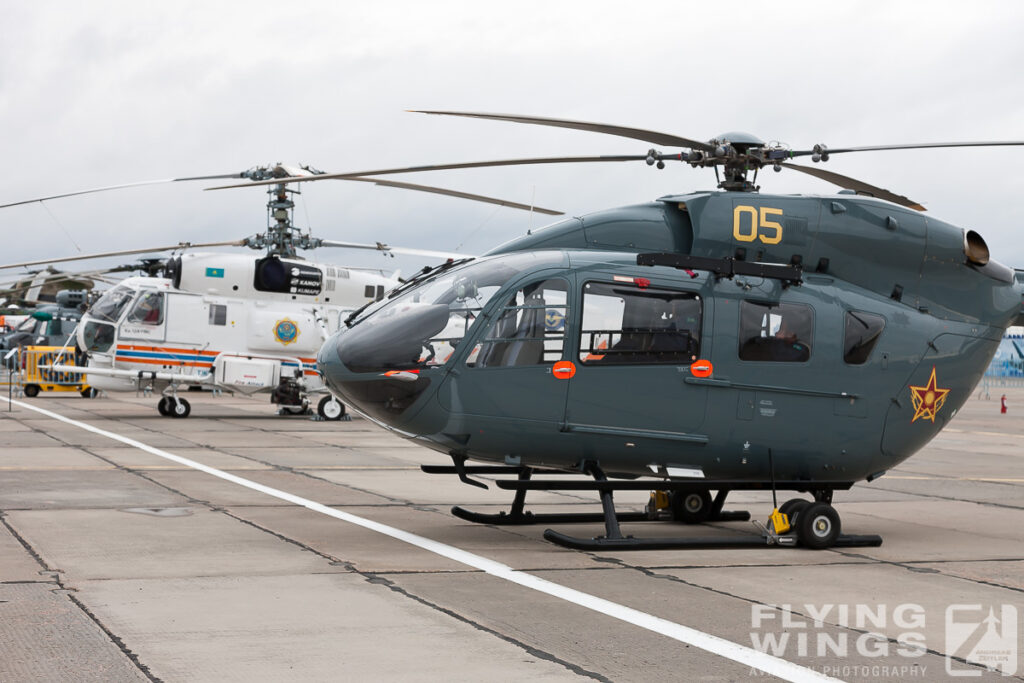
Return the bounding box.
[0,386,1022,682]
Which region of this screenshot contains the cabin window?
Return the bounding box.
[208,304,227,326]
[578,282,701,365]
[467,278,569,368]
[738,301,813,362]
[844,311,885,364]
[126,291,164,325]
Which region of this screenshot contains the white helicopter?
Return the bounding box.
[0,164,560,418]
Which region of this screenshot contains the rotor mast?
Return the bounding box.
[239,164,325,258]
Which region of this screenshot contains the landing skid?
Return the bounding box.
[451,506,751,526]
[544,530,883,552]
[451,506,651,526]
[423,457,882,551]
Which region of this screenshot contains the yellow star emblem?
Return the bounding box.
[909,366,950,423]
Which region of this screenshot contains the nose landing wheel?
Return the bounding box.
[157,396,191,418]
[317,395,346,421]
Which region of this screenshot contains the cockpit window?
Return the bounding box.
[90,286,135,323]
[126,291,164,325]
[337,252,566,373]
[348,252,564,328]
[467,278,568,367]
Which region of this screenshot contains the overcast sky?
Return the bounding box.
[3,1,1024,283]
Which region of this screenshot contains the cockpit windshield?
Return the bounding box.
[89,285,136,323]
[337,252,565,373]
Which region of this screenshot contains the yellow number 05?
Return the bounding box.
[733,206,783,245]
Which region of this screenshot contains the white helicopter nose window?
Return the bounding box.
[126,292,165,325]
[89,285,135,323]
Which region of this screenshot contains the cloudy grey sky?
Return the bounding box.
[3,1,1024,280]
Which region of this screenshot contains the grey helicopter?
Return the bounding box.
[232,112,1024,551]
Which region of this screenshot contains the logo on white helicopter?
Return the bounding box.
[274,319,299,345]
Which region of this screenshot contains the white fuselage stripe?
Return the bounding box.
[1,397,838,683]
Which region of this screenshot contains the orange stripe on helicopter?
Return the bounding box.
[113,356,213,368]
[114,349,319,375]
[116,344,316,364]
[116,344,220,356]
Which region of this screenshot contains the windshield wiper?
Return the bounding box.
[387,257,474,301]
[343,300,376,328]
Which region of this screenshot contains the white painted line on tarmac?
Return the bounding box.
[2,397,839,683]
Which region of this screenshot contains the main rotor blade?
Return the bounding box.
[0,266,123,287]
[0,174,248,209]
[205,157,647,191]
[790,140,1024,158]
[411,110,718,153]
[780,163,925,211]
[0,271,122,294]
[318,239,473,261]
[341,177,562,215]
[0,240,246,271]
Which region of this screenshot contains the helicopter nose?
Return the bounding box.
[317,335,352,401]
[317,326,438,428]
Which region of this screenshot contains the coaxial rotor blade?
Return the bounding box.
[0,174,249,209]
[318,239,473,261]
[0,266,125,287]
[411,110,719,153]
[0,240,246,270]
[789,140,1024,158]
[341,177,562,215]
[205,157,647,190]
[0,272,121,294]
[780,162,925,211]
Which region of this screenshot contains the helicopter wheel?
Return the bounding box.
[169,397,191,419]
[317,395,346,421]
[280,401,309,415]
[779,498,809,522]
[23,384,40,398]
[670,489,713,524]
[796,502,841,550]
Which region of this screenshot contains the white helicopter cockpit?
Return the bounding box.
[79,279,170,366]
